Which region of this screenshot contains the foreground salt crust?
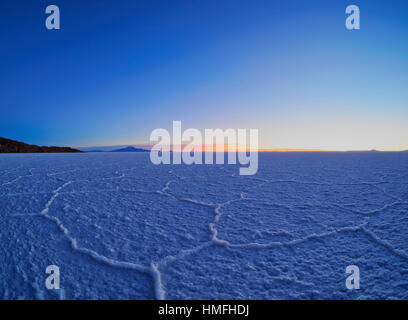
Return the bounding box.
[0,152,407,299]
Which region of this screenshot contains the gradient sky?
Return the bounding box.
[1,0,407,150]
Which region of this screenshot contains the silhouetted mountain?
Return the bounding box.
[0,137,83,153]
[111,146,149,152]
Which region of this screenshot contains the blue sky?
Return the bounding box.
[1,0,407,150]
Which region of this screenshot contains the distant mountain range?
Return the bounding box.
[0,137,83,153]
[111,146,149,152]
[2,138,407,154]
[79,145,151,152]
[84,146,150,152]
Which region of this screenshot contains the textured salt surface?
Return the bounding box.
[0,152,407,299]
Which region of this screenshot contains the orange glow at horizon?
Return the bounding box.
[170,145,339,152]
[161,145,408,152]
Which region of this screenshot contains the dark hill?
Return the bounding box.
[0,137,83,153]
[111,146,149,152]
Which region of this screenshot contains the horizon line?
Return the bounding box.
[5,137,407,152]
[76,144,408,153]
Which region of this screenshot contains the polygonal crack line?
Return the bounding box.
[154,222,407,299]
[22,175,408,300]
[332,201,404,217]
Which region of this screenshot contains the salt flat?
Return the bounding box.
[0,152,407,299]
